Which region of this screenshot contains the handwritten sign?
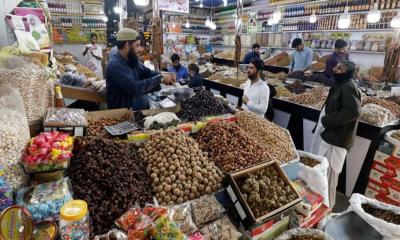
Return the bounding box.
[159,0,189,14]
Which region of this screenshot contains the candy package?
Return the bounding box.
[150,216,186,240]
[15,178,73,221]
[44,107,87,126]
[0,165,13,210]
[168,202,198,235]
[94,229,128,240]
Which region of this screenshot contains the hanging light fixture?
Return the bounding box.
[367,3,381,23]
[185,19,191,28]
[272,8,281,24]
[209,21,217,30]
[113,6,121,14]
[200,0,203,8]
[338,6,351,29]
[133,0,149,7]
[391,11,400,28]
[309,10,317,23]
[102,16,108,22]
[267,16,273,26]
[205,16,211,27]
[224,0,227,7]
[172,23,176,28]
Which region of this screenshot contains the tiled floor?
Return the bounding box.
[333,192,350,213]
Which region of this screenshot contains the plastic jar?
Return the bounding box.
[60,200,90,240]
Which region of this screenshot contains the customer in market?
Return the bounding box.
[83,33,103,78]
[312,60,361,207]
[106,28,176,111]
[243,43,261,64]
[168,53,189,84]
[187,63,203,89]
[324,39,350,81]
[242,58,270,117]
[289,38,313,74]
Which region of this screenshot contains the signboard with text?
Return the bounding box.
[159,0,189,14]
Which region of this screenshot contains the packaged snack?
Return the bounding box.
[60,200,90,240]
[200,216,242,240]
[191,195,225,227]
[168,202,198,235]
[150,216,186,240]
[0,165,13,211]
[0,206,34,240]
[94,229,128,240]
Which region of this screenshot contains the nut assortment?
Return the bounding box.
[238,165,298,218]
[385,95,400,106]
[362,96,400,118]
[139,130,222,205]
[68,137,153,236]
[276,86,293,98]
[360,103,397,126]
[190,194,225,227]
[236,111,297,164]
[300,156,320,168]
[86,114,131,138]
[177,90,228,121]
[391,131,400,141]
[362,204,400,224]
[286,81,307,94]
[195,122,273,173]
[288,87,328,106]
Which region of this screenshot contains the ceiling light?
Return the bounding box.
[205,16,210,27]
[172,23,176,28]
[272,9,281,23]
[267,16,273,26]
[209,21,217,30]
[224,0,227,7]
[200,2,203,8]
[133,0,149,6]
[367,3,381,23]
[391,11,400,28]
[309,10,317,23]
[113,7,121,14]
[185,20,190,28]
[102,16,108,22]
[338,6,351,29]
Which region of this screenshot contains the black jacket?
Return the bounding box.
[188,73,204,88]
[321,79,361,150]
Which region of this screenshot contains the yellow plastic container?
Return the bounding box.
[60,200,90,240]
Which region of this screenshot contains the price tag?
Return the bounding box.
[226,185,237,203]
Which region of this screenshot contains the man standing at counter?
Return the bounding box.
[242,58,270,117]
[243,43,261,64]
[324,39,350,81]
[289,38,313,74]
[314,60,361,207]
[106,28,176,110]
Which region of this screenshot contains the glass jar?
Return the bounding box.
[60,200,90,240]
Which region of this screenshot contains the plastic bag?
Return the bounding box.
[191,195,225,227]
[150,215,186,240]
[144,112,180,130]
[360,104,398,127]
[0,87,30,166]
[0,165,13,210]
[348,193,400,239]
[15,177,73,221]
[298,151,329,207]
[384,130,400,148]
[115,205,154,232]
[200,216,242,240]
[44,107,87,126]
[275,228,334,240]
[168,202,198,235]
[94,229,128,240]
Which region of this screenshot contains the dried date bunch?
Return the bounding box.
[177,90,228,121]
[86,114,131,138]
[139,130,222,205]
[299,156,320,168]
[195,122,273,173]
[68,137,153,236]
[239,165,297,218]
[362,204,400,224]
[236,111,297,164]
[286,80,307,94]
[362,96,400,118]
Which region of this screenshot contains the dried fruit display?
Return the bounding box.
[265,52,290,67]
[360,104,397,126]
[276,86,293,98]
[177,90,228,121]
[363,67,384,82]
[300,156,320,168]
[288,71,306,82]
[87,114,131,138]
[288,87,328,106]
[68,137,153,236]
[362,204,400,224]
[236,111,297,164]
[286,81,307,94]
[305,73,329,84]
[290,236,326,240]
[311,62,326,72]
[238,165,298,218]
[362,96,400,118]
[139,131,222,205]
[196,122,273,173]
[385,95,400,106]
[391,131,400,141]
[383,43,400,83]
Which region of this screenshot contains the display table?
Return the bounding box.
[203,79,399,196]
[211,57,290,74]
[61,85,107,103]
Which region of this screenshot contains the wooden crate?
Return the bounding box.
[226,161,302,228]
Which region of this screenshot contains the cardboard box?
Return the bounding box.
[86,108,133,121]
[374,150,390,166]
[244,216,290,240]
[365,186,380,199]
[376,192,400,207]
[369,168,386,184]
[372,161,395,177]
[301,204,331,228]
[378,139,395,156]
[226,161,302,229]
[368,178,384,192]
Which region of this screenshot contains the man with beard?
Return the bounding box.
[242,58,270,117]
[312,60,361,207]
[106,28,175,110]
[242,43,261,64]
[168,53,189,84]
[324,39,350,81]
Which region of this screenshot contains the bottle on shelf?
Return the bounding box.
[54,85,65,108]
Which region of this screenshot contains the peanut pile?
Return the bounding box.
[195,122,273,173]
[288,87,328,106]
[362,96,400,118]
[236,111,297,165]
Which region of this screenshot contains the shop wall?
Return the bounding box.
[0,0,18,48]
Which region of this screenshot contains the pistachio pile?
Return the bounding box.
[236,111,297,164]
[139,131,222,206]
[195,122,273,173]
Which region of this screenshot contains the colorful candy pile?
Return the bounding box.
[23,131,74,173]
[0,165,13,210]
